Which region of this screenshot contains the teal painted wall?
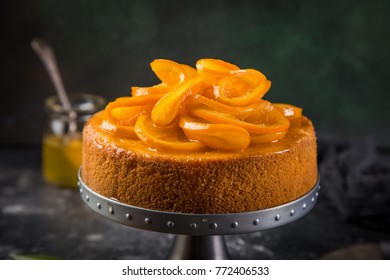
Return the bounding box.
[1,0,389,145]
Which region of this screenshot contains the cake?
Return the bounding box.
[81,58,317,214]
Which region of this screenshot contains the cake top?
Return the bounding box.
[100,58,302,152]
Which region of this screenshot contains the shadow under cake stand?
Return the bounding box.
[78,170,320,260]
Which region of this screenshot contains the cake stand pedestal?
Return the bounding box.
[78,170,320,260]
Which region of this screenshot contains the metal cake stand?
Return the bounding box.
[78,169,320,259]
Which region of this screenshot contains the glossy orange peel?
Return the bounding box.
[179,115,250,152]
[100,58,303,152]
[134,114,206,152]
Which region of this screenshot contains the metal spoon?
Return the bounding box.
[31,38,77,132]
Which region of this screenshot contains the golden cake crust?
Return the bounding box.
[82,112,317,214]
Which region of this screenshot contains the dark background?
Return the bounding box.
[1,0,390,146]
[1,0,390,260]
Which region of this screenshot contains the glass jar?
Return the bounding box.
[42,93,106,188]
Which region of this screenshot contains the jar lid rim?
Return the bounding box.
[45,93,106,114]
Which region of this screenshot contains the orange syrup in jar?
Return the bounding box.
[42,133,82,188]
[42,94,106,188]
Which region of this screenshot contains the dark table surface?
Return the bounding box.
[1,146,389,260]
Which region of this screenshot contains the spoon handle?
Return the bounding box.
[31,38,72,111]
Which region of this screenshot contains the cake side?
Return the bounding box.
[82,114,317,214]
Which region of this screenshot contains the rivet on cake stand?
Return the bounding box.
[78,169,320,260]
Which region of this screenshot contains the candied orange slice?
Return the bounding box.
[188,95,257,115]
[102,96,158,138]
[218,69,266,96]
[100,119,138,139]
[196,58,240,75]
[109,95,164,107]
[179,115,250,151]
[151,59,184,85]
[215,70,270,107]
[191,103,290,134]
[134,115,205,152]
[131,83,171,97]
[151,76,206,126]
[274,103,302,119]
[110,105,153,125]
[150,59,196,86]
[104,96,161,125]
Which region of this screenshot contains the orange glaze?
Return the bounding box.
[92,110,313,160]
[100,58,303,153]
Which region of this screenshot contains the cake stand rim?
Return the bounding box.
[78,167,320,235]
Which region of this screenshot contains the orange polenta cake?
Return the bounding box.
[82,58,317,214]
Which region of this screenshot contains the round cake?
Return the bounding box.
[81,59,318,214]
